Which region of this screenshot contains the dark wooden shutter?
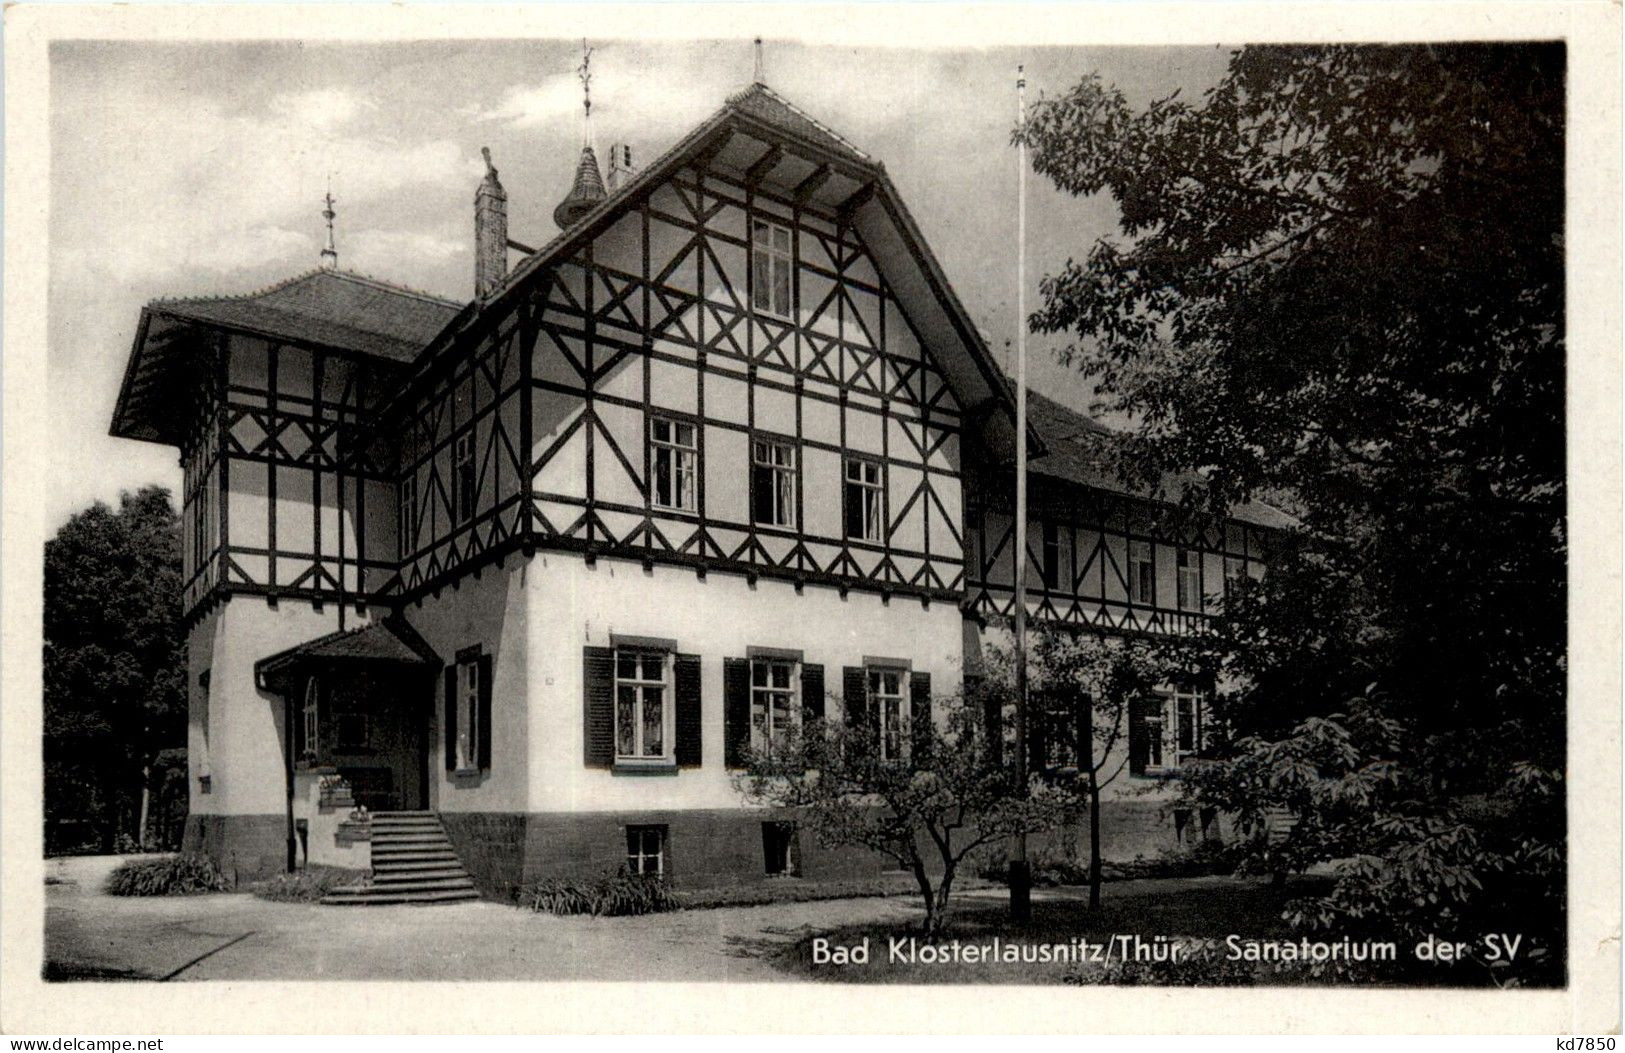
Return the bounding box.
[723,658,750,767]
[1029,688,1049,775]
[675,653,702,767]
[1075,692,1094,771]
[909,671,932,764]
[477,653,494,771]
[583,647,615,768]
[842,666,867,730]
[977,677,1004,767]
[801,663,825,725]
[443,666,457,772]
[1128,696,1149,776]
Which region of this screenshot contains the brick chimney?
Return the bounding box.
[606,143,638,192]
[474,147,508,298]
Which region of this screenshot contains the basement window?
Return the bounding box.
[627,825,667,877]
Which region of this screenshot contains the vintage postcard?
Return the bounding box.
[1,1,1619,1036]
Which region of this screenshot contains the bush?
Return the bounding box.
[517,869,680,917]
[251,866,363,903]
[678,876,935,910]
[105,854,226,896]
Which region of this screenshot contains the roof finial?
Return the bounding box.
[753,37,764,84]
[578,39,595,148]
[320,175,338,270]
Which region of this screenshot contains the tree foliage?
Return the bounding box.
[1020,44,1566,982]
[735,694,1075,936]
[44,487,187,851]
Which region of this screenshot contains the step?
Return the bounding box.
[371,834,453,846]
[372,858,471,874]
[370,817,445,826]
[373,810,434,817]
[370,822,445,832]
[323,888,480,906]
[360,875,475,891]
[371,867,473,884]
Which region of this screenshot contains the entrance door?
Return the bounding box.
[327,668,427,812]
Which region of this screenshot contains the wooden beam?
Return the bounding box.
[793,163,832,207]
[837,180,876,221]
[506,238,537,255]
[692,128,735,173]
[744,144,784,187]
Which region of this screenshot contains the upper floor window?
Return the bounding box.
[1129,539,1155,606]
[751,219,793,319]
[1041,522,1061,590]
[1176,548,1201,611]
[615,649,670,762]
[1224,555,1248,597]
[399,474,417,560]
[844,457,883,542]
[453,432,476,525]
[868,666,908,762]
[650,417,698,512]
[751,438,796,529]
[1171,686,1204,764]
[751,657,799,755]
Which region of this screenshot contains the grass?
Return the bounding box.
[773,875,1335,985]
[678,874,988,910]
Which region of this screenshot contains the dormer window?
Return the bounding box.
[751,220,793,319]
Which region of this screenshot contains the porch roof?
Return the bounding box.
[254,618,440,692]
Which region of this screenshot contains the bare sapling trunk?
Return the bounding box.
[1087,766,1103,910]
[137,763,152,851]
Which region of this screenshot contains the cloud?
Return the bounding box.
[347,228,465,265]
[467,75,582,129]
[53,82,482,287]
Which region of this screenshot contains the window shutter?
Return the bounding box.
[675,653,702,767]
[976,676,1004,767]
[1029,688,1049,775]
[1128,696,1149,776]
[800,663,825,725]
[909,671,932,764]
[723,658,750,768]
[583,647,615,768]
[443,666,457,772]
[1075,692,1094,771]
[477,653,494,771]
[842,666,867,729]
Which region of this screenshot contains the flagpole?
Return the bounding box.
[1010,62,1032,924]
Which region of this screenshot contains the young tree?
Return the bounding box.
[44,487,187,851]
[980,629,1180,908]
[735,692,1075,936]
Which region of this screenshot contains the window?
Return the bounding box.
[751,439,796,528]
[1176,548,1201,611]
[763,822,798,877]
[626,825,666,876]
[1129,539,1155,605]
[650,417,698,512]
[751,657,799,755]
[868,667,908,762]
[1171,686,1203,764]
[1224,555,1248,597]
[844,457,883,541]
[751,219,793,318]
[454,432,475,525]
[197,669,212,787]
[615,649,670,761]
[1042,522,1061,590]
[301,676,320,762]
[455,655,480,771]
[399,474,416,560]
[1142,699,1165,770]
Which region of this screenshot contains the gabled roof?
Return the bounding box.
[401,82,1037,458]
[1026,391,1297,530]
[254,617,440,692]
[111,269,462,444]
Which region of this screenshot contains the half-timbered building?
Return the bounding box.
[110,79,1289,900]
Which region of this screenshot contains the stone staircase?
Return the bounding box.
[322,811,480,906]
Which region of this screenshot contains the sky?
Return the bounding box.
[47,38,1233,530]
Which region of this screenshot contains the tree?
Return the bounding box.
[44,487,187,852]
[1019,45,1566,980]
[981,628,1178,909]
[735,693,1075,936]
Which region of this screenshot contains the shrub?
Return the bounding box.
[517,868,680,917]
[678,876,934,910]
[251,866,363,903]
[105,854,226,896]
